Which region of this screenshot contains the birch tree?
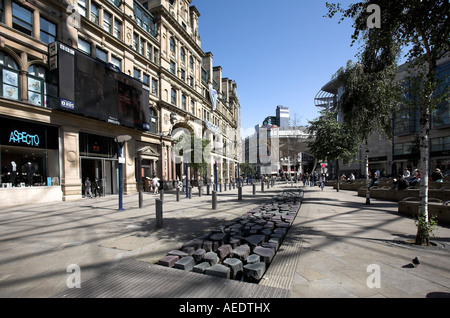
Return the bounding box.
[326,0,450,245]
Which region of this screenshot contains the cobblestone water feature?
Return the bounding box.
[157,189,303,284]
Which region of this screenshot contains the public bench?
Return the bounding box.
[398,197,450,224]
[357,186,450,203]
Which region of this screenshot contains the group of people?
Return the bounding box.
[84,177,101,198]
[298,172,327,190]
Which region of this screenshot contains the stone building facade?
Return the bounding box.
[0,0,241,206]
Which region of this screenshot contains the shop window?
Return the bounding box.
[0,117,60,187]
[79,132,117,159]
[0,51,20,101]
[27,64,48,107]
[12,2,33,36]
[40,17,56,45]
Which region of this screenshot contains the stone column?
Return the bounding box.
[61,126,82,201]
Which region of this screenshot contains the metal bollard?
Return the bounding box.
[156,199,163,228]
[160,189,164,202]
[176,187,180,201]
[261,181,264,192]
[238,186,242,201]
[252,183,256,195]
[207,184,210,195]
[219,183,222,192]
[212,190,217,210]
[199,186,202,197]
[189,186,192,199]
[139,190,144,209]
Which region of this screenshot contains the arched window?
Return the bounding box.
[180,47,186,62]
[0,51,20,101]
[27,64,48,107]
[169,37,176,53]
[149,108,158,134]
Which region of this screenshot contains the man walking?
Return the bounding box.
[84,177,93,198]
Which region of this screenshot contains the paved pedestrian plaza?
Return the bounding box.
[0,182,449,299]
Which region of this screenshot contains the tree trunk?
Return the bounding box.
[416,96,431,245]
[365,141,371,205]
[336,159,340,192]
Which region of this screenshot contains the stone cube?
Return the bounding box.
[244,262,266,282]
[217,244,232,261]
[223,258,243,280]
[193,249,206,263]
[193,262,211,274]
[158,255,179,268]
[204,251,219,266]
[231,244,250,261]
[173,256,195,271]
[254,246,275,265]
[205,264,231,279]
[247,254,260,264]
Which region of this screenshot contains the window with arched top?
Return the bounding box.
[27,64,48,107]
[0,51,20,101]
[169,37,176,53]
[180,47,186,62]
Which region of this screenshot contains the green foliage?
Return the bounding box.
[414,213,439,246]
[307,111,360,165]
[334,59,401,142]
[326,0,449,242]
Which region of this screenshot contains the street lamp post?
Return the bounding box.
[115,135,132,211]
[214,161,218,192]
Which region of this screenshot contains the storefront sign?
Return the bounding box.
[9,130,40,147]
[60,98,75,110]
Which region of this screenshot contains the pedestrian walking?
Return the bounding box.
[93,177,101,197]
[152,175,160,194]
[84,177,93,198]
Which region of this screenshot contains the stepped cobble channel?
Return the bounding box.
[157,189,303,283]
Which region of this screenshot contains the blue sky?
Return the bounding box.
[193,0,361,136]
